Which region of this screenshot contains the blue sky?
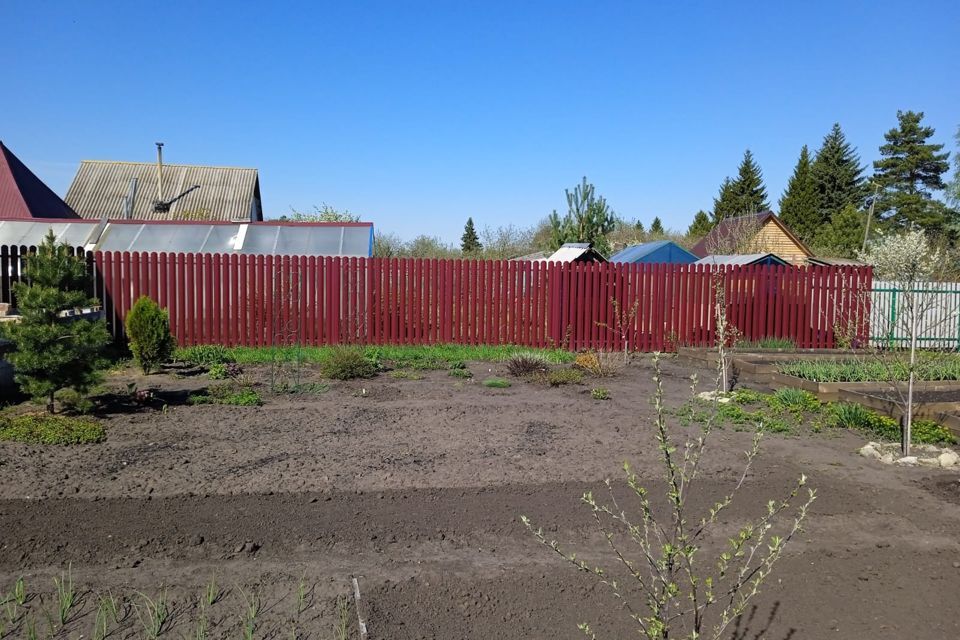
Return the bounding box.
[2,1,958,242]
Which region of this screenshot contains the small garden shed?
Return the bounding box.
[695,253,790,267]
[610,240,697,265]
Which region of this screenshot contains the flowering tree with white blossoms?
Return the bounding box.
[858,230,946,456]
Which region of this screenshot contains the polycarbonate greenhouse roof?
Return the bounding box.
[0,219,374,257]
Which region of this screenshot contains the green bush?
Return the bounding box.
[732,388,766,405]
[482,377,511,389]
[175,344,235,367]
[591,387,610,400]
[125,296,175,374]
[0,413,105,445]
[320,346,379,380]
[55,389,95,415]
[449,368,473,379]
[208,363,229,380]
[912,419,958,445]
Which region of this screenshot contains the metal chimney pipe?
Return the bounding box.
[155,142,164,203]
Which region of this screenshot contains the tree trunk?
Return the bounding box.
[47,390,55,414]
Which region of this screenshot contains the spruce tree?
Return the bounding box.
[873,110,952,231]
[460,217,483,253]
[811,123,867,225]
[812,204,865,258]
[778,145,819,242]
[711,150,769,223]
[548,177,616,255]
[649,217,665,236]
[711,178,739,224]
[7,231,111,413]
[687,210,712,238]
[732,149,769,214]
[634,220,646,234]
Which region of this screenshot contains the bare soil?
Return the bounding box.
[0,357,958,639]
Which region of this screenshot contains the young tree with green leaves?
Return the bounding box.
[873,110,952,231]
[812,123,867,224]
[460,217,483,253]
[649,216,665,237]
[125,296,175,374]
[548,177,616,256]
[7,231,111,413]
[778,145,819,242]
[687,210,712,238]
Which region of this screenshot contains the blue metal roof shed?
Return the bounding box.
[609,240,697,264]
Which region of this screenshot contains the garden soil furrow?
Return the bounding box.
[0,361,958,639]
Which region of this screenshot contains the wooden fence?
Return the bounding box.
[0,246,873,351]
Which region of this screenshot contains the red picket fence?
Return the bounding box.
[87,252,870,351]
[0,246,872,351]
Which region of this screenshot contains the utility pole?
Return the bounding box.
[862,182,880,254]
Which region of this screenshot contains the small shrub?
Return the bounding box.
[55,388,95,415]
[573,351,622,377]
[912,419,958,445]
[505,352,550,377]
[482,377,511,389]
[536,368,584,387]
[125,296,175,374]
[449,368,473,379]
[732,388,766,405]
[0,413,105,445]
[320,347,378,380]
[591,387,610,400]
[175,345,234,367]
[573,351,601,374]
[208,363,228,380]
[819,403,956,444]
[767,388,820,414]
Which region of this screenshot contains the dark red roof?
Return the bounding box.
[0,141,78,219]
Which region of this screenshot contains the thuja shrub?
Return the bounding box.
[125,296,175,374]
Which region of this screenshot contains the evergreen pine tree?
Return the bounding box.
[812,204,865,258]
[460,217,483,253]
[634,220,646,234]
[686,210,712,238]
[811,123,867,226]
[873,110,952,231]
[7,231,111,413]
[778,145,820,242]
[548,177,616,255]
[649,217,665,236]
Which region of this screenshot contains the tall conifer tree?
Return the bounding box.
[649,217,665,236]
[778,145,819,241]
[687,210,712,238]
[711,150,769,223]
[460,217,483,253]
[811,123,866,226]
[873,110,952,231]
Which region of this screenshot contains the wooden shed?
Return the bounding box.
[691,212,812,264]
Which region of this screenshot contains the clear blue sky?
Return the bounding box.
[2,1,958,242]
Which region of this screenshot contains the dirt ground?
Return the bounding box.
[0,356,959,639]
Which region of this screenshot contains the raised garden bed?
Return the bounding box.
[839,388,960,438]
[678,346,865,366]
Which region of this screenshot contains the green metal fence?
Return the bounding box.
[871,281,960,348]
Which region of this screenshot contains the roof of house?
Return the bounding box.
[690,211,811,259]
[806,256,866,267]
[694,253,790,266]
[65,160,262,222]
[546,242,608,263]
[0,141,78,219]
[609,240,697,264]
[0,218,374,257]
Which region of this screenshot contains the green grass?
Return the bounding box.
[0,414,105,445]
[482,377,512,389]
[822,402,957,444]
[188,383,262,406]
[449,368,473,379]
[591,387,610,400]
[199,344,573,367]
[738,337,796,350]
[778,356,960,382]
